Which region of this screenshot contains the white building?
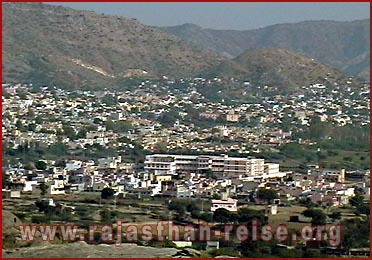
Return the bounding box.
[23,180,38,192]
[264,163,280,175]
[47,180,65,195]
[98,156,122,169]
[211,198,238,212]
[144,154,268,177]
[176,186,194,198]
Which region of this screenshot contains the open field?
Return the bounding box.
[278,148,370,170]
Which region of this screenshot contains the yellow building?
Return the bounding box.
[154,174,173,182]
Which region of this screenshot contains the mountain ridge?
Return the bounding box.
[2,2,368,92]
[2,2,223,88]
[202,48,361,89]
[161,19,370,80]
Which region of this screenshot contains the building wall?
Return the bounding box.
[211,198,238,212]
[48,180,65,195]
[264,163,280,175]
[145,154,270,177]
[155,175,172,182]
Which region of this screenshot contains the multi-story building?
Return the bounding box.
[144,154,272,177]
[143,154,178,175]
[264,163,280,175]
[226,110,239,122]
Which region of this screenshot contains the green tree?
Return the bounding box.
[38,183,49,196]
[48,143,68,156]
[35,199,52,213]
[354,186,365,196]
[28,123,37,132]
[302,208,327,226]
[191,210,200,219]
[101,187,115,200]
[100,208,112,224]
[76,129,87,139]
[328,211,341,222]
[153,141,168,153]
[341,217,370,249]
[23,162,35,171]
[303,249,325,258]
[186,202,199,213]
[213,208,233,223]
[256,189,279,204]
[168,200,188,220]
[2,174,9,189]
[101,95,117,106]
[199,212,213,223]
[104,120,131,133]
[158,110,180,127]
[35,116,43,124]
[93,118,103,124]
[35,160,47,170]
[55,160,66,168]
[15,120,27,132]
[62,125,77,140]
[356,203,370,216]
[299,197,316,208]
[204,169,218,180]
[237,207,267,224]
[349,195,364,208]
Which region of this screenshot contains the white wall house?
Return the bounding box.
[47,180,65,195]
[23,180,38,192]
[211,198,238,212]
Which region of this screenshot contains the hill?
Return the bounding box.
[2,2,223,89]
[3,3,368,92]
[202,48,362,89]
[162,20,370,80]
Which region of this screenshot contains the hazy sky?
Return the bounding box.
[46,2,370,30]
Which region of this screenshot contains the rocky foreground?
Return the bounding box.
[2,241,191,258]
[2,210,200,258]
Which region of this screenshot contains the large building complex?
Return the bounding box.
[144,154,279,178]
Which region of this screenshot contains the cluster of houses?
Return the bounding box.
[2,78,369,212]
[2,77,369,157]
[3,153,369,212]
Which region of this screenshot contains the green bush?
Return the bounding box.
[31,214,51,224]
[209,248,240,257]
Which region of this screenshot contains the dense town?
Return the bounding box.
[2,77,370,257]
